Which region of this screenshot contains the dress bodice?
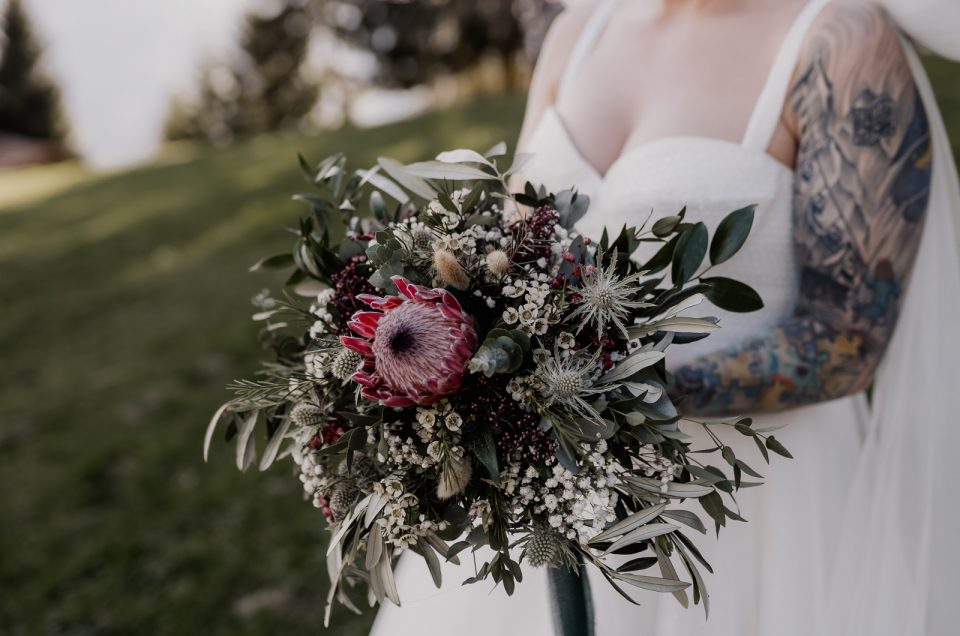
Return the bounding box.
[522,109,797,364]
[519,0,831,365]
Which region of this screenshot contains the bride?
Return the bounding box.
[372,0,960,634]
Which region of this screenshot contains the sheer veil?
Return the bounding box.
[825,3,960,631]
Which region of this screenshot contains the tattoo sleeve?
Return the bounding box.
[672,6,932,416]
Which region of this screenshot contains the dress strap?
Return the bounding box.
[741,0,833,151]
[556,0,622,99]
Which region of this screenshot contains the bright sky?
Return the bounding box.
[24,0,259,169]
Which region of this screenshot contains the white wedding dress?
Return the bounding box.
[370,1,960,634]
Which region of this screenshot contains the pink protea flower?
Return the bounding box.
[340,276,478,408]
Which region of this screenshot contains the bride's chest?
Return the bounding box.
[554,17,797,173]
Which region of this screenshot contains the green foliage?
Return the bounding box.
[324,0,536,89]
[0,0,68,143]
[709,205,755,266]
[702,276,765,313]
[165,0,318,144]
[671,222,708,284]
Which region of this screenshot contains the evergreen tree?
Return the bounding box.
[0,0,66,141]
[164,63,241,145]
[233,0,319,135]
[320,0,558,89]
[164,0,319,143]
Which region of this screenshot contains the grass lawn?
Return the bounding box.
[0,93,526,635]
[1,55,958,636]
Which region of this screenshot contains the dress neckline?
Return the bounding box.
[545,0,832,179]
[541,107,795,184]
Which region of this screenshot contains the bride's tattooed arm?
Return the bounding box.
[672,5,932,415]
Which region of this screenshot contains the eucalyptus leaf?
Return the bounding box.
[629,316,720,337]
[675,540,710,616]
[485,141,507,158]
[366,526,384,570]
[379,553,401,605]
[435,148,492,166]
[571,417,618,441]
[602,351,666,383]
[672,222,708,283]
[699,491,726,530]
[709,205,756,265]
[644,235,680,275]
[652,214,682,237]
[655,293,707,321]
[605,523,679,554]
[249,253,294,272]
[616,557,659,572]
[378,157,436,199]
[405,160,497,181]
[357,167,409,204]
[765,436,793,459]
[365,490,388,528]
[446,540,474,562]
[235,411,258,472]
[612,572,691,593]
[702,277,764,313]
[661,509,708,535]
[626,476,715,498]
[590,503,667,544]
[416,538,443,588]
[655,544,689,608]
[424,532,459,566]
[204,402,232,462]
[472,428,501,486]
[327,493,373,556]
[258,415,291,471]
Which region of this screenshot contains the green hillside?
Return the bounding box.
[0,94,525,635]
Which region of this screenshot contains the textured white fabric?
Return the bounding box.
[821,41,960,636]
[370,1,960,634]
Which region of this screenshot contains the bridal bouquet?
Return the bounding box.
[206,143,789,623]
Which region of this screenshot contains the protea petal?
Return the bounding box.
[346,320,377,339]
[343,279,478,407]
[340,335,373,356]
[391,276,417,299]
[383,395,415,408]
[352,372,377,387]
[352,311,382,327]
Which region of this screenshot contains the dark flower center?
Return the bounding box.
[389,328,415,354]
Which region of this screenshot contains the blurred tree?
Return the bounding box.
[164,63,243,146]
[234,0,319,133]
[165,0,319,144]
[319,0,561,90]
[0,0,68,142]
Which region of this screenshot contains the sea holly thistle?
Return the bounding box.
[566,250,651,338]
[205,143,786,626]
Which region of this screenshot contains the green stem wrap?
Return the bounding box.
[547,556,595,636]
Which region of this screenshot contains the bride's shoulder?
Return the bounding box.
[529,1,601,94]
[791,0,912,93]
[546,0,603,34]
[785,0,917,138]
[804,1,905,60]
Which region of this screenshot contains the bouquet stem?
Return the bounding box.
[547,554,595,636]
